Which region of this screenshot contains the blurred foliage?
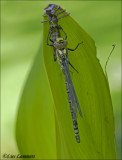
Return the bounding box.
[1,1,121,159]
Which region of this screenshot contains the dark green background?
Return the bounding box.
[1,1,121,159]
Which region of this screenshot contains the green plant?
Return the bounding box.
[16,8,116,160]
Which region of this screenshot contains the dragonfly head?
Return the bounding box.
[54,37,67,49]
[56,37,64,43]
[44,4,58,15]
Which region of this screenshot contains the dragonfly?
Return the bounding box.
[42,4,83,143]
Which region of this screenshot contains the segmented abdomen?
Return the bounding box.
[64,62,80,143]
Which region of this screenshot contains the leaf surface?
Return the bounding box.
[16,10,116,159]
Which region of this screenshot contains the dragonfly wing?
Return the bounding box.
[63,60,81,143]
[63,60,82,117]
[63,60,77,117]
[70,82,82,117]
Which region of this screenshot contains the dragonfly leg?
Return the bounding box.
[56,9,66,15]
[57,12,70,20]
[54,5,60,13]
[69,61,79,73]
[47,32,53,46]
[42,14,48,17]
[52,47,57,61]
[41,19,49,23]
[59,25,67,40]
[67,42,83,51]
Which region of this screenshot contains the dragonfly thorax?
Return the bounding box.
[54,37,67,49]
[56,49,67,66]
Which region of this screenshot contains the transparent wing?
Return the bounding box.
[69,76,82,117]
[63,60,82,118]
[64,64,77,119]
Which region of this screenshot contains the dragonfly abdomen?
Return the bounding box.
[73,120,80,143]
[65,80,80,143]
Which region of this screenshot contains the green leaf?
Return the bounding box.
[16,12,116,159]
[16,47,56,159]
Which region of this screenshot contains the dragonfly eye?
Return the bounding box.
[44,4,55,15]
[59,40,64,43]
[56,37,64,43]
[44,9,51,14]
